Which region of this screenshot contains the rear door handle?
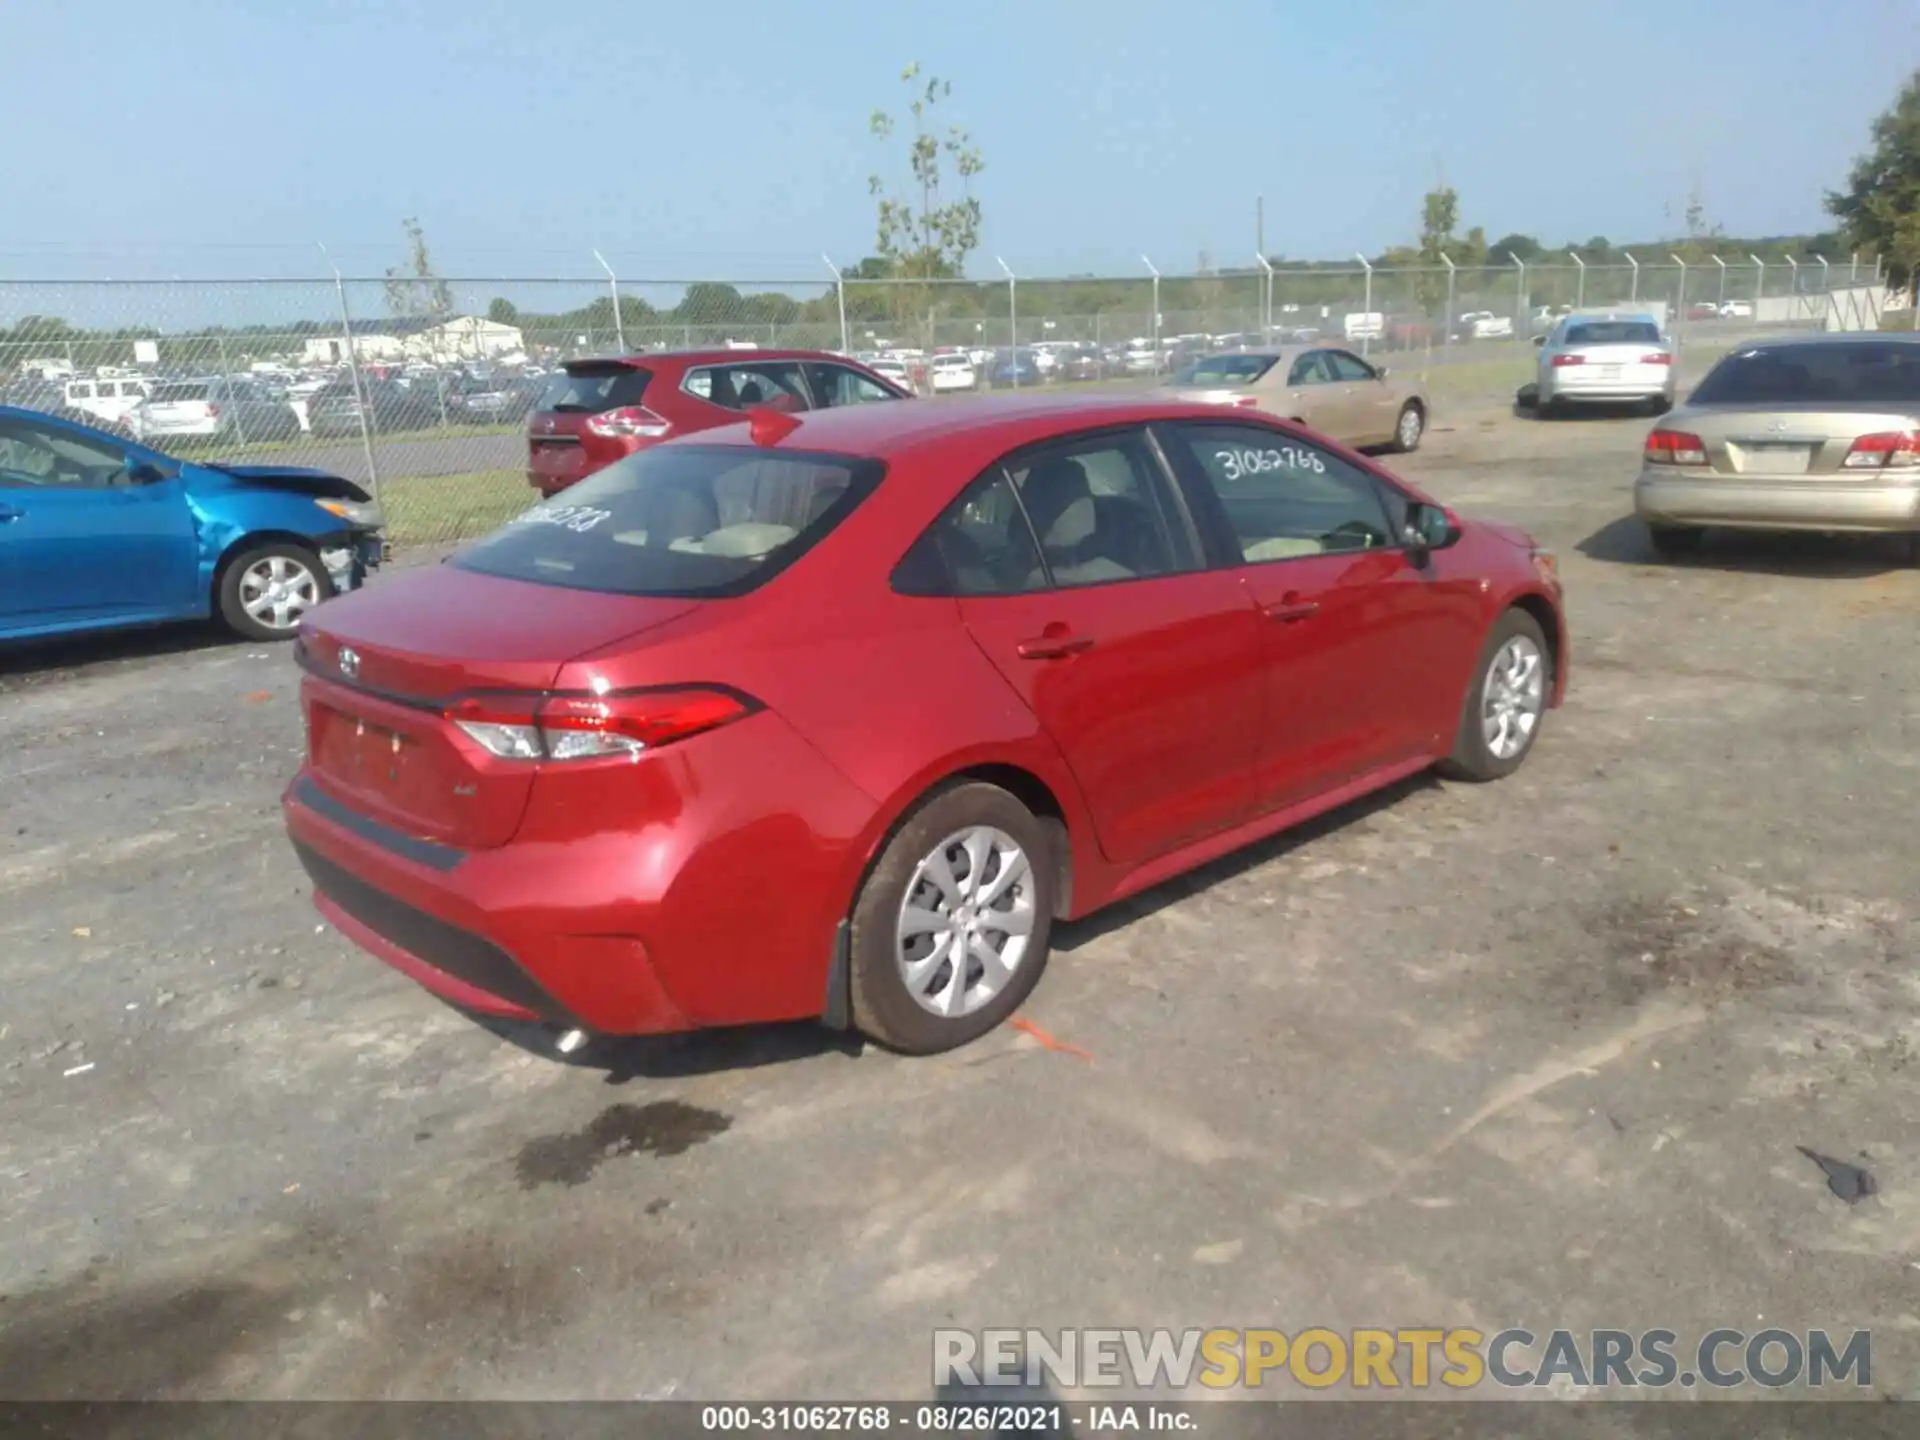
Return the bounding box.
[1016,633,1096,660]
[1263,596,1320,623]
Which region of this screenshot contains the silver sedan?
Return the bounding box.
[1534,312,1678,416]
[1635,332,1920,559]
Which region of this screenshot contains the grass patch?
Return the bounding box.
[379,469,534,547]
[159,421,524,463]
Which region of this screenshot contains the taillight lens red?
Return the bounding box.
[1645,429,1708,466]
[447,687,756,762]
[1842,429,1920,469]
[207,403,222,418]
[1641,352,1673,366]
[586,405,671,439]
[1550,353,1585,367]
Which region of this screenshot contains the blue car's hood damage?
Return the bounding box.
[200,463,372,503]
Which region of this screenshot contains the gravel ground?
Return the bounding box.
[3,394,1918,1404]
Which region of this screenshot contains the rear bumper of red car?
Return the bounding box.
[286,776,692,1033]
[280,711,880,1036]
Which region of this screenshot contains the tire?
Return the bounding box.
[1537,396,1561,420]
[1645,394,1674,416]
[1438,608,1553,783]
[1646,523,1705,559]
[217,541,332,642]
[1389,401,1425,453]
[848,782,1056,1054]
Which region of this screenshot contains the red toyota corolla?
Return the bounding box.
[283,394,1567,1055]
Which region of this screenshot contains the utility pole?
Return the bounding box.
[1256,196,1264,260]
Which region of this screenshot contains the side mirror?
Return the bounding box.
[1532,334,1547,347]
[126,461,167,486]
[1402,501,1460,559]
[1375,365,1391,379]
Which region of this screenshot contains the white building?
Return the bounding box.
[403,317,525,362]
[301,329,406,365]
[298,316,525,367]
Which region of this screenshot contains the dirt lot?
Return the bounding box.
[4,398,1919,1403]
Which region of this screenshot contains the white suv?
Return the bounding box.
[63,375,150,428]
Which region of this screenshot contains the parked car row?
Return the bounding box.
[0,361,548,447]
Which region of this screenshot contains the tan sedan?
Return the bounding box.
[1162,345,1431,452]
[1636,333,1920,560]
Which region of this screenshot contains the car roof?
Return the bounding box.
[572,348,866,371]
[685,391,1261,461]
[1713,330,1920,349]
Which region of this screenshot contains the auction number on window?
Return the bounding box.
[517,503,613,533]
[1214,446,1326,481]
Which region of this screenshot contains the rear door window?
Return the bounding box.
[893,472,1046,596]
[1325,351,1377,381]
[682,362,811,411]
[453,444,880,597]
[1003,431,1197,588]
[806,363,904,407]
[538,365,653,414]
[1288,352,1335,386]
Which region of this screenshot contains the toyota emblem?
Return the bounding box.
[338,646,361,679]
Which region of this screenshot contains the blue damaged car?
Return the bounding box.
[0,404,384,645]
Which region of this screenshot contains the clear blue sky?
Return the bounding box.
[3,0,1916,282]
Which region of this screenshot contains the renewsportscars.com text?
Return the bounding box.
[933,1327,1872,1391]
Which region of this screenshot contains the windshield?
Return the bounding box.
[1690,342,1920,406]
[1564,322,1662,346]
[1172,355,1278,386]
[538,365,653,414]
[454,444,884,598]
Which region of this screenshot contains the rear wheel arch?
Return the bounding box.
[850,761,1079,925]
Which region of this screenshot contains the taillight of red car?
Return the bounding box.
[586,405,672,439]
[447,688,757,762]
[1644,429,1708,466]
[1842,429,1920,469]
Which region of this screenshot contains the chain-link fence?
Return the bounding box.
[0,257,1895,550]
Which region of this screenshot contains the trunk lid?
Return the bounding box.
[1675,404,1920,477]
[299,566,697,849]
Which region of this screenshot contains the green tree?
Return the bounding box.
[1827,69,1920,299]
[1490,233,1543,262]
[868,64,984,337]
[383,217,454,325]
[487,297,519,325]
[1413,185,1459,312]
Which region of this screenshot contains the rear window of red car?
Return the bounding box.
[454,444,883,598]
[537,364,653,413]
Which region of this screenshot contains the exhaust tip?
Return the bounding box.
[555,1028,589,1055]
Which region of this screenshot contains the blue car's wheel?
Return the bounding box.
[218,541,331,641]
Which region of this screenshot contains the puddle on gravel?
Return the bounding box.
[514,1101,732,1189]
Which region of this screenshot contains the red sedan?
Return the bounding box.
[284,394,1566,1055]
[525,349,912,497]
